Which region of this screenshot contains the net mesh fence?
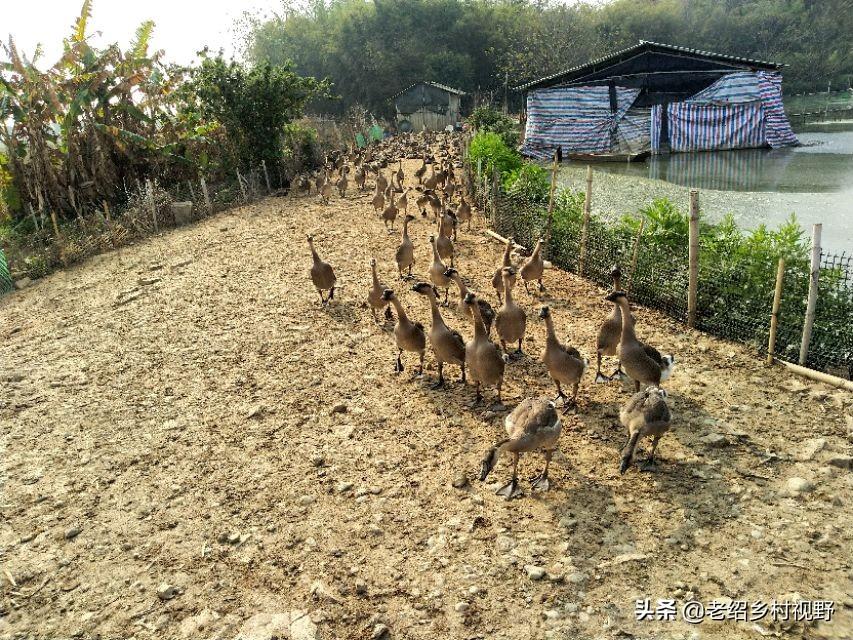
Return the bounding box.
[472,162,853,379]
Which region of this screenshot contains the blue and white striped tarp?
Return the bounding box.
[522,85,640,158]
[686,71,763,105]
[757,71,799,148]
[668,102,765,152]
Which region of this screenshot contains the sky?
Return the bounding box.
[3,0,284,66]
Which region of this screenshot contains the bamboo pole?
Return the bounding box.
[485,229,528,253]
[237,170,248,201]
[627,218,645,295]
[200,177,211,212]
[687,189,699,328]
[579,165,593,276]
[799,223,822,365]
[262,160,272,194]
[146,180,158,233]
[545,150,559,246]
[767,257,786,365]
[780,360,853,392]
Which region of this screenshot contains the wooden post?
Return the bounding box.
[799,223,822,365]
[767,257,786,365]
[146,179,158,232]
[545,150,559,246]
[578,165,593,276]
[50,210,60,237]
[200,176,211,212]
[262,160,272,194]
[237,170,248,201]
[687,189,699,328]
[627,218,645,295]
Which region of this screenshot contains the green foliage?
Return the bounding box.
[503,163,550,203]
[282,122,323,176]
[468,132,521,178]
[469,106,517,148]
[244,0,853,115]
[635,197,690,251]
[187,52,331,171]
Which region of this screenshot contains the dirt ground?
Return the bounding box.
[1,158,852,640]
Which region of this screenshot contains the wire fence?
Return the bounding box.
[471,162,853,380]
[0,163,276,286]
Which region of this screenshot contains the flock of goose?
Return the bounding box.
[303,132,676,498]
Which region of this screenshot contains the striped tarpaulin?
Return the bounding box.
[757,71,799,148]
[522,85,641,157]
[667,102,766,152]
[650,105,663,154]
[686,71,763,105]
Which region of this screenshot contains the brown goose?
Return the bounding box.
[375,171,389,194]
[367,259,392,322]
[539,306,587,413]
[428,235,452,304]
[381,192,399,232]
[443,267,495,335]
[395,214,416,279]
[382,289,426,375]
[436,214,455,266]
[372,186,385,216]
[492,239,515,304]
[604,290,675,392]
[619,387,671,474]
[519,238,545,293]
[307,235,336,305]
[480,396,562,498]
[495,267,527,356]
[596,265,628,382]
[463,292,505,404]
[456,196,472,231]
[412,282,466,389]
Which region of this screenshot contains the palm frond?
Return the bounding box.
[72,0,93,43]
[129,20,155,59]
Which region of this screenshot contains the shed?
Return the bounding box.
[515,41,798,158]
[392,81,465,132]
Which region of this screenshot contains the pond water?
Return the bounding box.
[557,120,853,254]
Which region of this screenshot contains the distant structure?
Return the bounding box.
[391,81,465,132]
[516,40,799,159]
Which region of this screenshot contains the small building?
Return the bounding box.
[516,40,799,159]
[391,81,465,132]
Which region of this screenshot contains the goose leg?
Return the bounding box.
[328,287,335,301]
[496,452,522,499]
[474,381,482,404]
[430,362,445,390]
[318,291,326,305]
[394,350,404,373]
[561,382,579,415]
[459,362,466,384]
[609,360,626,381]
[640,435,662,472]
[531,450,553,491]
[538,279,544,292]
[553,381,567,404]
[417,351,425,377]
[515,339,523,355]
[523,280,531,294]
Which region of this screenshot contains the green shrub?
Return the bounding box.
[469,106,518,148]
[468,132,521,178]
[503,163,550,203]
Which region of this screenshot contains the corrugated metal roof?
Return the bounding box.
[514,40,784,92]
[390,81,467,100]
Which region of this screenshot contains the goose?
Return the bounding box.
[395,159,405,190]
[397,188,410,215]
[382,289,426,375]
[395,214,416,279]
[307,235,336,305]
[336,171,348,198]
[428,235,452,304]
[619,387,671,474]
[463,292,505,404]
[520,238,545,293]
[372,187,385,216]
[604,290,675,392]
[539,306,587,413]
[381,192,399,231]
[412,282,466,389]
[443,267,495,335]
[375,171,388,194]
[354,165,367,191]
[414,157,428,184]
[367,259,393,322]
[320,179,333,205]
[495,267,527,356]
[456,196,472,231]
[416,190,432,217]
[595,265,629,383]
[492,239,515,305]
[479,396,562,498]
[314,171,326,196]
[436,215,455,266]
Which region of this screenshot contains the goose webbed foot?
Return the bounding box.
[638,457,658,472]
[394,355,404,373]
[609,368,627,381]
[530,472,551,492]
[561,399,577,415]
[495,478,522,499]
[429,378,446,390]
[594,371,610,383]
[538,280,544,292]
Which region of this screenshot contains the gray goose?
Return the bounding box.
[463,292,505,404]
[480,396,562,499]
[412,282,466,389]
[619,387,671,474]
[382,289,426,375]
[307,235,336,305]
[539,306,587,413]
